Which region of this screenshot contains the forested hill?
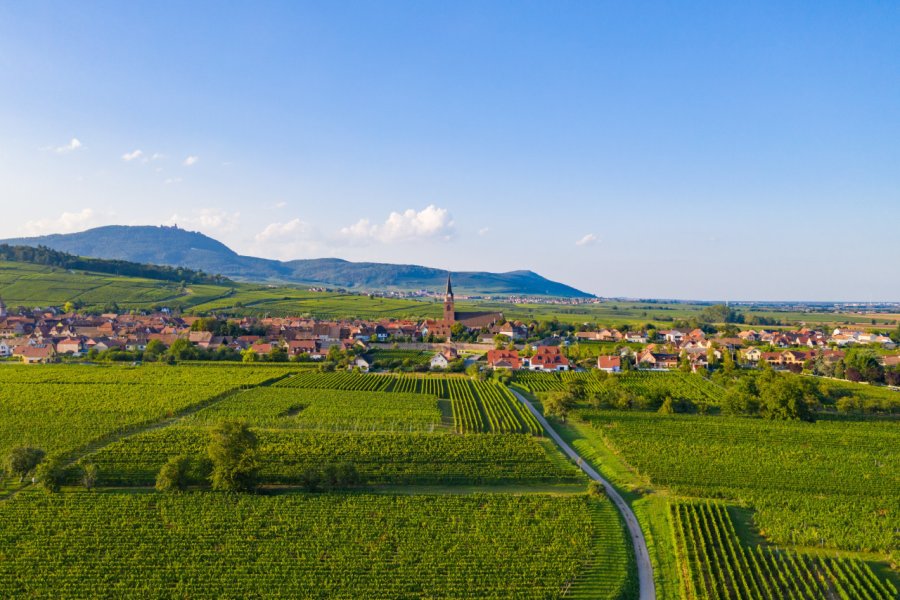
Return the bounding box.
[2,226,592,297]
[0,244,228,285]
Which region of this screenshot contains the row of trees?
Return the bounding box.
[3,448,99,492]
[155,420,362,493]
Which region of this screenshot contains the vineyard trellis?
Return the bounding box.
[276,372,541,435]
[671,501,897,600]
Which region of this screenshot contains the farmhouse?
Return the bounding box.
[486,349,522,370]
[597,355,621,372]
[529,346,569,372]
[14,343,56,364]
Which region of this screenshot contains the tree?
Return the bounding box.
[80,462,99,490]
[156,455,191,493]
[544,391,577,422]
[143,339,166,362]
[588,480,606,497]
[241,348,259,363]
[208,420,259,492]
[658,397,675,415]
[5,447,45,482]
[721,347,736,375]
[167,338,195,361]
[63,301,76,314]
[757,375,817,422]
[34,457,65,493]
[565,378,587,402]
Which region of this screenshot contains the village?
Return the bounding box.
[1,278,898,385]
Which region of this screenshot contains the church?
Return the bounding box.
[424,274,503,341]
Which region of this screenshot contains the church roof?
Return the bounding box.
[445,273,453,297]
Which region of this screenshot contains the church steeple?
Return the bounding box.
[443,273,455,323]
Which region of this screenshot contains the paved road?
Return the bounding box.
[510,388,656,600]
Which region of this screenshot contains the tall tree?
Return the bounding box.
[4,447,45,482]
[208,421,259,492]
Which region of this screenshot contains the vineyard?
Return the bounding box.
[185,387,445,432]
[0,366,287,459]
[515,370,725,404]
[0,492,634,599]
[276,372,542,434]
[575,410,899,553]
[88,428,581,486]
[672,501,897,600]
[367,349,432,366]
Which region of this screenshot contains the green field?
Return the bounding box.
[0,363,639,598]
[0,491,634,599]
[0,365,288,460]
[574,410,898,554]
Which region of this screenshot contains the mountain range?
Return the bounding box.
[1,226,591,297]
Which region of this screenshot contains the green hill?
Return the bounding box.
[1,225,592,297]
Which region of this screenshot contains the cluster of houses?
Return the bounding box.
[0,278,518,364]
[1,288,897,371]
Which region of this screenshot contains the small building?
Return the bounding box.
[597,355,621,373]
[430,346,459,369]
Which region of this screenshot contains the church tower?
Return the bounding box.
[0,296,6,319]
[443,273,455,323]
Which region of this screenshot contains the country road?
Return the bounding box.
[509,388,656,600]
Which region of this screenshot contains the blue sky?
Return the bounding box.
[1,2,898,300]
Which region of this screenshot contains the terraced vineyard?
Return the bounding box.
[516,370,725,404]
[0,492,634,599]
[672,501,897,600]
[575,410,899,553]
[276,372,542,434]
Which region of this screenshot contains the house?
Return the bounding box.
[430,346,459,370]
[288,340,319,358]
[740,347,762,364]
[529,346,570,372]
[0,340,13,357]
[882,355,900,368]
[353,356,372,372]
[55,338,84,355]
[624,331,648,344]
[597,355,621,372]
[662,330,686,344]
[14,344,56,364]
[496,321,527,341]
[486,349,522,370]
[636,350,679,370]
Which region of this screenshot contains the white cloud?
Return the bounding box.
[478,227,491,236]
[122,149,143,162]
[274,201,287,209]
[255,218,313,242]
[163,177,182,185]
[150,153,165,161]
[183,155,199,167]
[251,218,320,259]
[52,138,83,154]
[575,233,598,246]
[167,208,240,233]
[339,204,454,244]
[24,208,97,235]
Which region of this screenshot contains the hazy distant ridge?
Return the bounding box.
[2,225,591,297]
